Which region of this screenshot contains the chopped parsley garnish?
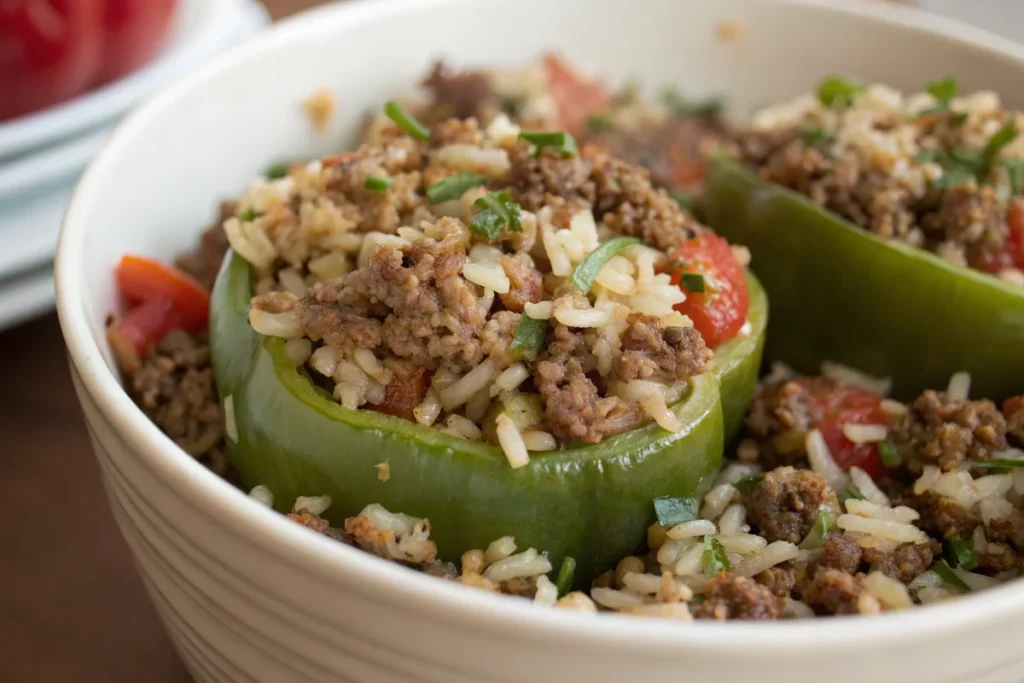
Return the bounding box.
[917,77,959,117]
[701,535,730,576]
[364,176,392,192]
[384,100,430,141]
[983,120,1018,161]
[1000,158,1024,198]
[817,75,865,109]
[568,236,640,294]
[679,272,706,293]
[469,190,522,240]
[837,486,864,505]
[265,162,290,180]
[949,112,969,127]
[967,458,1024,470]
[878,440,902,468]
[946,535,979,571]
[798,509,836,550]
[518,130,579,158]
[802,127,830,146]
[238,207,258,222]
[661,87,723,117]
[554,556,577,596]
[932,167,978,191]
[920,121,1020,191]
[932,559,972,591]
[734,474,765,495]
[425,172,488,204]
[913,149,937,164]
[508,314,549,360]
[653,496,699,528]
[586,113,615,132]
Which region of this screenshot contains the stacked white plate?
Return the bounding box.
[0,0,269,331]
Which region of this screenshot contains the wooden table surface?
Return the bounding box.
[0,2,325,681]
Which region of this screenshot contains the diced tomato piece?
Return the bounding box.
[372,366,432,422]
[804,382,889,479]
[981,200,1024,273]
[94,0,178,86]
[542,53,611,137]
[111,298,183,356]
[116,255,209,334]
[668,234,749,348]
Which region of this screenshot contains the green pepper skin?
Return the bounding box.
[704,157,1024,402]
[712,271,767,443]
[212,252,724,583]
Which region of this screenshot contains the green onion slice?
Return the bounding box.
[679,272,706,294]
[508,314,549,360]
[932,559,972,592]
[946,535,979,571]
[238,207,258,222]
[265,162,290,180]
[567,236,640,294]
[967,458,1024,470]
[734,474,765,495]
[425,172,489,204]
[364,176,393,192]
[653,496,699,528]
[518,130,579,158]
[798,508,837,550]
[554,556,577,596]
[384,100,430,141]
[701,535,730,576]
[817,75,865,109]
[878,440,902,468]
[469,190,523,241]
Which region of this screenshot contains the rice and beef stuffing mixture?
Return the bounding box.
[732,76,1024,284]
[232,107,717,464]
[405,55,728,196]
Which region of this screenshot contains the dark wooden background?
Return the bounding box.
[0,2,325,681]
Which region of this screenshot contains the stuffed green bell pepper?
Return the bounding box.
[210,106,767,582]
[704,76,1024,401]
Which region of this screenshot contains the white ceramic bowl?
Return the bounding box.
[56,1,1024,681]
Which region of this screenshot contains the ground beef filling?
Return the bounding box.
[748,467,839,544]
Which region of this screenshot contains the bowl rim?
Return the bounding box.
[55,0,1024,657]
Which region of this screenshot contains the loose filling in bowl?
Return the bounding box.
[105,63,1024,621]
[733,76,1024,284]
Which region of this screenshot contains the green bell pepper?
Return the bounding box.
[712,270,767,442]
[211,252,724,583]
[703,156,1024,401]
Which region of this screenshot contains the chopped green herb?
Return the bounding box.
[469,191,522,241]
[933,167,978,190]
[554,556,577,596]
[1000,158,1024,198]
[913,149,937,164]
[701,535,730,576]
[265,162,290,180]
[950,147,984,167]
[926,77,958,105]
[946,536,979,571]
[967,458,1024,470]
[679,272,706,294]
[653,496,699,528]
[425,172,488,203]
[518,130,579,158]
[837,486,864,506]
[586,113,615,132]
[802,128,830,146]
[949,112,969,127]
[983,120,1018,162]
[734,474,765,495]
[932,559,971,592]
[364,176,392,192]
[661,88,723,117]
[384,100,430,141]
[238,207,258,222]
[878,440,902,468]
[508,315,549,360]
[567,236,640,294]
[817,75,865,109]
[799,509,837,550]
